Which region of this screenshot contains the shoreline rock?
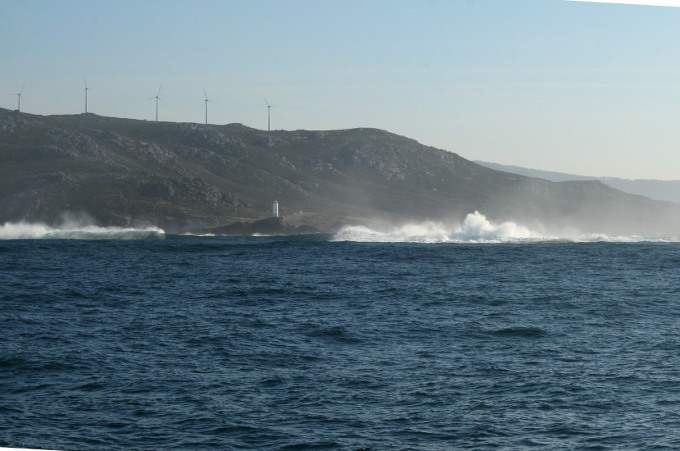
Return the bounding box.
[199,216,321,236]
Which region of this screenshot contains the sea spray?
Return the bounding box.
[0,222,55,240]
[332,211,545,243]
[332,211,678,243]
[0,222,165,240]
[453,211,537,242]
[332,222,452,243]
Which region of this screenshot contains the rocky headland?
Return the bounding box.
[1,108,678,236]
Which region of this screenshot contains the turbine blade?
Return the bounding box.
[263,97,270,106]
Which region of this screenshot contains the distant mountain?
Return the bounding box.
[476,161,680,204]
[1,108,679,236]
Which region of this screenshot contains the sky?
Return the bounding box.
[2,0,680,180]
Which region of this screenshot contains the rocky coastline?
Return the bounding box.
[200,217,321,236]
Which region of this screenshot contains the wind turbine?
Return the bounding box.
[152,87,162,122]
[12,85,25,112]
[264,97,278,132]
[83,79,89,114]
[203,89,211,125]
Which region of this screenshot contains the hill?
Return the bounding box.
[476,161,680,204]
[1,108,679,236]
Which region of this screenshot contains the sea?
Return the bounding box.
[2,212,680,450]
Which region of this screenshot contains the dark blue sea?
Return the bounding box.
[2,222,680,450]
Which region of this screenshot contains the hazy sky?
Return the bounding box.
[2,0,679,179]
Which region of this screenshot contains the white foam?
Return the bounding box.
[332,211,679,243]
[0,222,165,240]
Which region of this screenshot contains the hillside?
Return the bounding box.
[476,161,680,204]
[1,108,679,235]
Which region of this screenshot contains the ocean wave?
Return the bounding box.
[0,221,165,240]
[331,211,679,244]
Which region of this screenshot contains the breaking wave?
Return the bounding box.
[0,222,165,240]
[332,211,678,244]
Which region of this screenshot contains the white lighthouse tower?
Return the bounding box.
[272,200,279,218]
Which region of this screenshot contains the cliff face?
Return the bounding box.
[1,109,678,235]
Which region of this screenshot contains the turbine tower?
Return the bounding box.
[83,79,89,114]
[203,89,211,125]
[264,97,277,132]
[13,85,25,112]
[153,87,162,122]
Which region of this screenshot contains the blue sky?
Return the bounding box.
[2,0,680,179]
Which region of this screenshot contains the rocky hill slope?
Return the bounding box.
[1,109,678,235]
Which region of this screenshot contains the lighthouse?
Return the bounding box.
[272,200,279,218]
